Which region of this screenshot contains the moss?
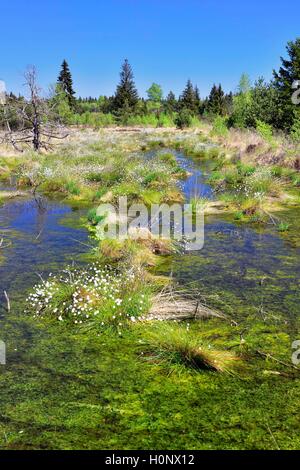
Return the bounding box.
[1,314,300,450]
[2,128,300,450]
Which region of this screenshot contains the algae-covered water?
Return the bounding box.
[0,152,300,449]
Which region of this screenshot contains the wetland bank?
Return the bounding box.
[1,128,300,450]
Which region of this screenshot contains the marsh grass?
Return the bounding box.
[141,323,239,374]
[26,263,152,331]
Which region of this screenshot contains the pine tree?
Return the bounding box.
[273,38,300,130]
[179,80,198,114]
[114,59,139,114]
[57,60,76,110]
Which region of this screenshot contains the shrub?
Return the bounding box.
[290,116,300,142]
[211,116,229,137]
[157,113,175,128]
[175,109,193,129]
[71,112,115,127]
[256,120,274,144]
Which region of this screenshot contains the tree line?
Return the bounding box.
[1,37,300,142]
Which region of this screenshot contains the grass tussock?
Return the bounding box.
[25,263,152,332]
[141,323,240,373]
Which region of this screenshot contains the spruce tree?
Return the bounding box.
[164,91,177,113]
[207,83,226,115]
[114,59,139,114]
[179,80,198,114]
[273,38,300,130]
[57,60,76,110]
[194,85,201,110]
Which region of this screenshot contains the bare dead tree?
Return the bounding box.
[0,66,68,152]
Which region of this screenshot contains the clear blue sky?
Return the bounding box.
[1,0,299,99]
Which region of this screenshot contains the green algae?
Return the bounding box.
[1,132,300,449]
[1,316,300,450]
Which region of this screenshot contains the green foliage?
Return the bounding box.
[51,84,74,124]
[236,162,256,177]
[164,91,177,114]
[126,113,158,127]
[113,59,139,115]
[146,83,163,102]
[290,114,300,142]
[72,112,115,127]
[207,84,226,116]
[277,221,290,232]
[142,323,239,373]
[234,210,244,220]
[87,208,105,226]
[65,181,80,195]
[251,77,278,126]
[157,152,177,167]
[273,38,300,130]
[57,59,76,110]
[231,75,253,128]
[175,108,193,129]
[157,113,175,127]
[179,80,199,114]
[256,119,274,144]
[211,115,229,137]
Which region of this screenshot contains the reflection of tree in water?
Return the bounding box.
[33,195,48,241]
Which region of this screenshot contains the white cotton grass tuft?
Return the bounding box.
[25,263,150,331]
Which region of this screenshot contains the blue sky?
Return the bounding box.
[1,0,299,98]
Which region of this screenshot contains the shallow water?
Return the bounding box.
[154,151,300,328]
[0,193,91,315]
[0,151,300,449]
[1,154,300,328]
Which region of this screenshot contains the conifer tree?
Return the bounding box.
[114,59,139,114]
[57,60,76,110]
[273,37,300,130]
[194,85,201,110]
[164,91,177,113]
[207,84,226,115]
[179,80,198,114]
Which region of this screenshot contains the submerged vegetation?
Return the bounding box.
[1,35,300,451]
[1,126,300,450]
